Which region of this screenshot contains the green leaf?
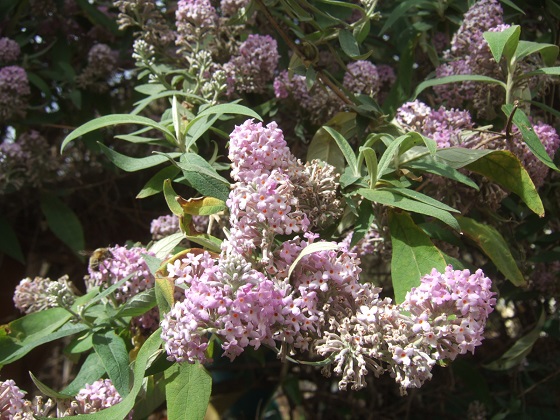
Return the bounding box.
[116,289,157,318]
[386,187,459,213]
[155,277,175,316]
[185,234,222,253]
[30,371,72,399]
[522,66,560,77]
[358,188,461,231]
[322,126,359,176]
[404,157,479,190]
[163,179,184,216]
[359,146,378,187]
[137,166,181,199]
[515,41,559,66]
[177,153,230,201]
[92,330,131,397]
[165,363,212,420]
[150,232,185,259]
[500,0,526,14]
[339,29,360,57]
[413,75,506,99]
[61,329,163,419]
[0,215,24,262]
[40,193,85,256]
[484,310,545,370]
[482,25,520,63]
[61,114,175,152]
[288,241,339,280]
[457,216,526,286]
[61,352,106,396]
[502,104,559,172]
[177,196,226,216]
[377,133,425,177]
[389,211,447,303]
[378,0,431,35]
[98,143,181,172]
[464,149,544,216]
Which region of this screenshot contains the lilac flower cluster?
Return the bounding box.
[0,38,21,63]
[76,44,118,93]
[220,0,252,17]
[73,379,125,414]
[531,261,560,297]
[507,121,560,188]
[343,60,380,97]
[315,266,496,392]
[13,275,76,314]
[0,66,30,122]
[150,214,180,240]
[86,245,158,330]
[273,70,345,124]
[434,0,506,117]
[395,100,474,148]
[161,119,496,392]
[0,379,26,418]
[176,0,218,47]
[224,34,279,95]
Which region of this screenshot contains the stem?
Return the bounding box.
[254,0,353,106]
[505,57,517,105]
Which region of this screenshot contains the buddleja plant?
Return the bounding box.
[1,0,559,418]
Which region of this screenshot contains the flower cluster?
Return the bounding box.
[220,0,252,17]
[0,38,20,63]
[160,119,496,393]
[13,275,76,314]
[86,245,158,330]
[150,214,180,240]
[0,379,26,418]
[175,0,218,48]
[224,34,280,94]
[73,379,125,415]
[0,66,30,122]
[76,44,118,93]
[343,60,380,97]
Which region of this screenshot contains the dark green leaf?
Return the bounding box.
[515,41,558,66]
[464,149,544,216]
[358,188,461,231]
[155,278,175,316]
[389,211,447,303]
[92,330,131,397]
[522,66,560,77]
[404,157,479,190]
[379,0,431,35]
[165,362,212,420]
[61,352,106,396]
[482,25,520,63]
[40,193,85,256]
[0,215,24,262]
[61,114,175,152]
[137,166,181,199]
[99,143,181,172]
[116,289,157,318]
[339,29,360,57]
[457,216,526,286]
[322,126,359,176]
[413,75,506,99]
[177,153,230,201]
[163,179,184,216]
[30,371,72,399]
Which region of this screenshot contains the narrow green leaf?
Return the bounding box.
[61,329,163,419]
[137,166,181,199]
[379,0,430,35]
[150,232,185,259]
[358,188,461,231]
[185,234,222,253]
[155,277,175,316]
[500,0,526,14]
[177,196,226,216]
[457,216,526,286]
[322,126,358,176]
[30,371,72,399]
[502,104,559,172]
[389,211,447,303]
[163,179,184,216]
[413,75,506,99]
[177,153,230,201]
[404,157,479,190]
[61,352,106,396]
[339,29,360,57]
[92,330,131,397]
[484,310,545,370]
[515,41,559,66]
[435,147,494,169]
[464,149,544,216]
[288,242,339,280]
[482,25,520,63]
[116,289,157,318]
[377,133,424,177]
[40,193,85,255]
[61,114,175,152]
[360,147,378,187]
[386,187,459,213]
[98,143,181,172]
[165,363,212,420]
[0,216,24,262]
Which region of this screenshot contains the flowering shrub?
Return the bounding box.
[1,0,559,418]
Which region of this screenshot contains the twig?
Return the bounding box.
[518,367,560,397]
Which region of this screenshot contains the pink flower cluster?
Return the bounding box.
[74,379,125,414]
[0,38,20,63]
[343,60,380,97]
[150,214,180,240]
[0,66,30,122]
[0,379,26,418]
[224,34,280,94]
